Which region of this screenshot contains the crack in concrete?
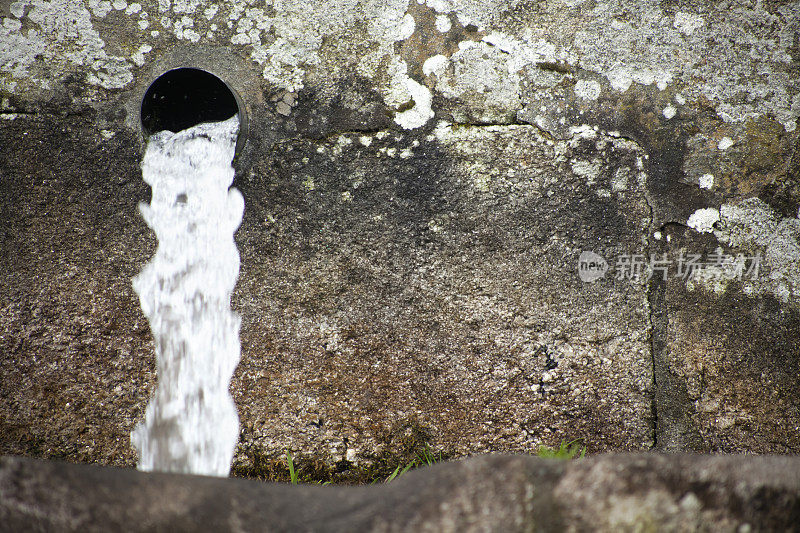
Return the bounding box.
[0,108,92,119]
[643,204,703,451]
[642,169,661,451]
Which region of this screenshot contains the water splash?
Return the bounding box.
[131,116,243,477]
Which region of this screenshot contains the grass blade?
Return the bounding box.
[286,451,298,484]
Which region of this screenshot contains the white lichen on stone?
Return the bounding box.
[131,44,153,66]
[433,39,526,122]
[9,2,25,17]
[435,14,451,32]
[611,167,631,191]
[574,79,601,101]
[568,124,597,140]
[607,66,672,92]
[472,172,490,192]
[571,159,602,186]
[1,0,796,139]
[422,54,449,77]
[699,173,714,190]
[171,0,202,15]
[673,11,705,36]
[663,105,676,119]
[717,136,733,150]
[89,0,113,17]
[203,0,370,92]
[398,13,415,40]
[423,0,508,30]
[687,208,720,233]
[384,57,435,130]
[457,40,476,51]
[0,0,134,90]
[572,1,800,130]
[702,198,800,306]
[482,31,560,73]
[173,14,199,42]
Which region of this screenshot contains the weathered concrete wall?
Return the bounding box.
[3,454,800,532]
[0,0,798,477]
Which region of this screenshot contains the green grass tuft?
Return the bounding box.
[384,462,415,483]
[383,444,444,483]
[536,439,586,460]
[234,440,584,486]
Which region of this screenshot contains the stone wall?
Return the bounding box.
[0,0,798,478]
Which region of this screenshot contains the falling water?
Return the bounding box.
[131,116,243,477]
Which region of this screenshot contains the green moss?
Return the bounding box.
[231,420,452,484]
[231,445,335,484]
[232,439,589,484]
[232,421,582,484]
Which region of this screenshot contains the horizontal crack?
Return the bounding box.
[0,109,92,118]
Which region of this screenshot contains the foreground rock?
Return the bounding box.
[2,454,799,532]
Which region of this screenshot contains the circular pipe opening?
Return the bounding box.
[140,67,246,152]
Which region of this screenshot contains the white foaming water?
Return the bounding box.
[131,115,243,477]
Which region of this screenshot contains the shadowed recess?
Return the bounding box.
[141,68,239,135]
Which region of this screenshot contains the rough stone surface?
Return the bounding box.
[2,453,800,532]
[0,0,799,476]
[231,122,654,469]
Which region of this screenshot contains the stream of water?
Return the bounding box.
[130,116,243,477]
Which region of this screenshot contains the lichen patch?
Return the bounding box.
[687,208,720,234]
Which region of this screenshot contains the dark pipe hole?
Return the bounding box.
[141,68,239,135]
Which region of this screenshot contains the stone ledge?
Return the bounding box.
[2,453,798,532]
